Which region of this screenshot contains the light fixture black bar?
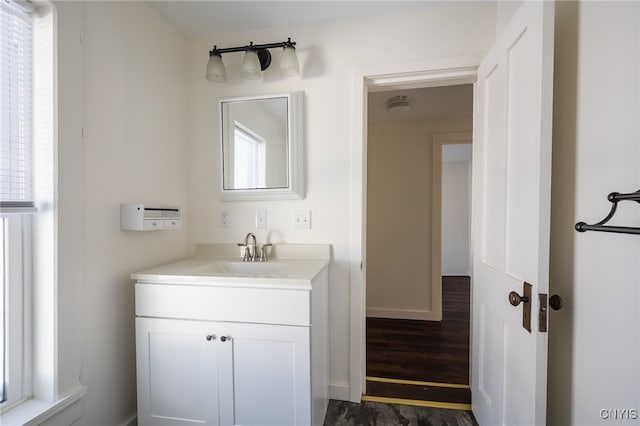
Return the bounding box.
[209,39,295,56]
[144,207,180,212]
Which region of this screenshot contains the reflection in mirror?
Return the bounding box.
[220,92,303,201]
[222,97,288,190]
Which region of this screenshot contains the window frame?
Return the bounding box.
[1,215,32,411]
[233,122,266,189]
[0,0,35,412]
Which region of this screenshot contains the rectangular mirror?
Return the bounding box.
[220,92,304,200]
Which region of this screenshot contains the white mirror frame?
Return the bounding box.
[219,91,304,201]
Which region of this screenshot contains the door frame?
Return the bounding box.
[432,132,473,310]
[350,55,481,402]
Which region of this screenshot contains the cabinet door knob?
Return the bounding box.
[205,334,216,341]
[220,336,230,342]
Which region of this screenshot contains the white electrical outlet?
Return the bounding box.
[293,210,311,229]
[256,209,266,229]
[219,209,231,227]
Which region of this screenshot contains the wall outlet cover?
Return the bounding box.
[293,210,311,229]
[220,209,231,227]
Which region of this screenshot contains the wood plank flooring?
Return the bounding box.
[365,276,471,405]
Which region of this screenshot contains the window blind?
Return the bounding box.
[0,0,34,212]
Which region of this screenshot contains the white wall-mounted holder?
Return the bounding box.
[121,203,181,231]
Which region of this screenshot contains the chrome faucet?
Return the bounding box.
[238,232,257,261]
[237,233,273,262]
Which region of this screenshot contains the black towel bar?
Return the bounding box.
[575,190,640,235]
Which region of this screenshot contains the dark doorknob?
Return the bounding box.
[509,291,529,307]
[549,295,564,310]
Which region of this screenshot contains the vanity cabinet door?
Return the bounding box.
[136,318,312,426]
[136,317,222,426]
[219,322,311,426]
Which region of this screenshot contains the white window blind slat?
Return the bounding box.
[0,0,34,211]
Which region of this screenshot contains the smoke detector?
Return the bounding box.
[386,95,411,114]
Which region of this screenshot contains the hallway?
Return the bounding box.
[365,276,471,408]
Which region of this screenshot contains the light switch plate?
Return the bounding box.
[293,210,311,229]
[256,209,266,229]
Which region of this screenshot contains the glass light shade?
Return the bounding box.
[206,54,227,82]
[241,50,262,80]
[280,46,299,76]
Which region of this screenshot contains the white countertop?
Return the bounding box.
[131,243,331,289]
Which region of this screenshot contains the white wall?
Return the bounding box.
[46,1,640,424]
[186,4,496,397]
[54,0,85,405]
[55,2,190,425]
[441,146,471,276]
[366,120,472,320]
[548,2,640,425]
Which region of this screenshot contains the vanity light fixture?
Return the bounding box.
[206,38,299,82]
[386,95,411,114]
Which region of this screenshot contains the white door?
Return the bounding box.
[471,2,554,425]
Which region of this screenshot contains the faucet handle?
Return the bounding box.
[242,246,252,262]
[260,243,273,262]
[237,242,249,260]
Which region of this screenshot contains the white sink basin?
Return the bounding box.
[219,261,286,275]
[186,261,289,277]
[131,252,330,285]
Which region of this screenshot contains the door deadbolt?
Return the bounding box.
[549,294,564,310]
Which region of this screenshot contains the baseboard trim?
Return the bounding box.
[329,382,351,401]
[442,271,472,278]
[120,412,137,426]
[366,308,439,321]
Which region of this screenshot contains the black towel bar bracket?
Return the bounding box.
[575,190,640,235]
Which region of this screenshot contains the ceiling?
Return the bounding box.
[368,84,473,125]
[146,1,466,37]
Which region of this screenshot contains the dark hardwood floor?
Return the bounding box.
[365,276,471,405]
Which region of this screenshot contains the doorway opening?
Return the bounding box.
[363,84,473,409]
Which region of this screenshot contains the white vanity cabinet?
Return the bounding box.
[133,259,329,426]
[136,318,310,426]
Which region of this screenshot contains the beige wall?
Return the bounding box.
[82,3,190,423]
[54,2,190,424]
[366,119,472,319]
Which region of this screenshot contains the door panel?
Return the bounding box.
[504,24,542,281]
[480,62,507,269]
[221,322,311,426]
[477,305,505,417]
[471,2,554,425]
[136,318,220,426]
